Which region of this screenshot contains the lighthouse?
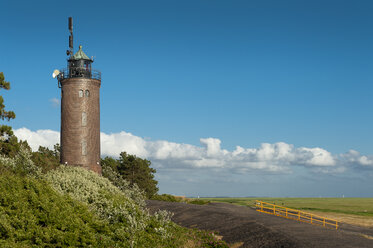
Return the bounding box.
[53,17,101,174]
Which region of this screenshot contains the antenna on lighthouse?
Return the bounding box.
[67,17,73,57]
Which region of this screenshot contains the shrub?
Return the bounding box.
[0,148,227,247]
[102,162,146,207]
[0,172,117,247]
[0,145,41,177]
[44,166,183,247]
[31,144,60,173]
[45,166,147,228]
[151,194,185,202]
[152,194,211,205]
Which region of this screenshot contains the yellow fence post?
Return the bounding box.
[261,202,263,212]
[274,205,276,215]
[310,215,312,224]
[323,218,325,227]
[286,208,288,217]
[298,211,300,220]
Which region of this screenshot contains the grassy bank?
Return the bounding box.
[199,197,373,216]
[199,197,373,227]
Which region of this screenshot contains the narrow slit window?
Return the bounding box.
[81,140,87,156]
[85,90,90,97]
[82,112,87,126]
[79,89,84,97]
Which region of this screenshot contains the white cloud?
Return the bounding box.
[297,147,336,166]
[49,98,60,107]
[200,138,227,157]
[101,131,148,158]
[13,127,373,174]
[340,150,373,167]
[14,128,59,151]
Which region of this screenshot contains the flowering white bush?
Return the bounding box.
[102,164,146,207]
[153,209,174,226]
[0,154,15,168]
[0,145,41,177]
[45,166,148,231]
[152,209,174,239]
[44,165,175,246]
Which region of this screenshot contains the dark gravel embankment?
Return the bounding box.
[146,200,373,248]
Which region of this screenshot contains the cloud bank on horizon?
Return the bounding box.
[14,127,373,174]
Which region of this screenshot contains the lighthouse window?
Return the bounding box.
[85,90,90,97]
[85,61,91,71]
[82,112,87,126]
[81,140,87,156]
[79,89,83,97]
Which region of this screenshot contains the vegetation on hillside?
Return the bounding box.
[101,152,158,198]
[44,165,181,247]
[152,194,211,205]
[0,72,229,247]
[31,144,60,172]
[0,145,228,247]
[0,172,118,247]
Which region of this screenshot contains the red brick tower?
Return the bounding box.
[54,17,101,174]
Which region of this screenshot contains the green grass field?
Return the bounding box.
[199,198,373,217]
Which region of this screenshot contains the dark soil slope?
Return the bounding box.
[146,200,373,248]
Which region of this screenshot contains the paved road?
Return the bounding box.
[146,200,373,248]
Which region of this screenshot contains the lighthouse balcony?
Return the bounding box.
[59,67,101,80]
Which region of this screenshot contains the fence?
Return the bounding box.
[255,200,338,230]
[59,68,101,81]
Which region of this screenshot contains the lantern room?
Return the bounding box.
[68,45,93,78]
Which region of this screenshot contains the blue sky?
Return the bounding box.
[1,0,373,197]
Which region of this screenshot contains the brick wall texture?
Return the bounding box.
[60,78,101,174]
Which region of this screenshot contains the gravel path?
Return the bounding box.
[146,200,373,248]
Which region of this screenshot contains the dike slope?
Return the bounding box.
[146,200,373,248]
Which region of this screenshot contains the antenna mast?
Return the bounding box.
[67,17,73,57]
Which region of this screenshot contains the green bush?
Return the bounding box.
[0,145,41,177]
[152,194,211,205]
[0,172,116,247]
[151,194,185,202]
[0,147,228,247]
[31,144,60,173]
[44,166,185,247]
[45,165,145,226]
[102,162,146,207]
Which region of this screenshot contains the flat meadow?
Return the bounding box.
[199,197,373,227]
